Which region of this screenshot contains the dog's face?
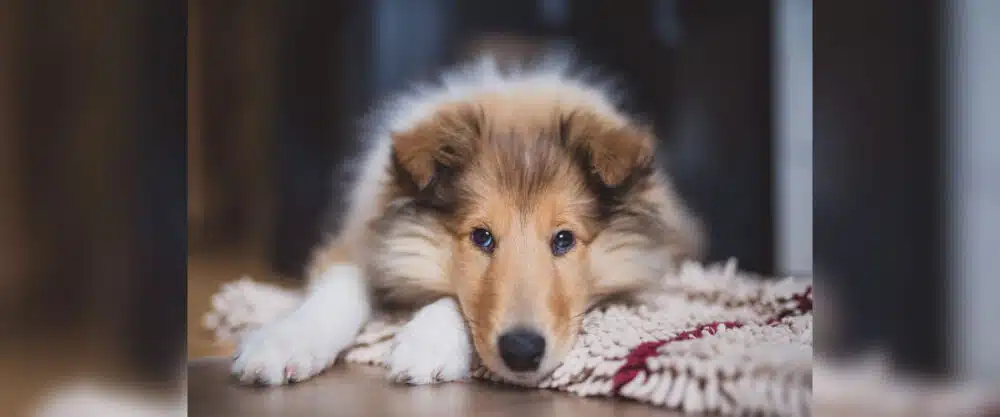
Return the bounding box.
[447,133,600,382]
[386,95,699,383]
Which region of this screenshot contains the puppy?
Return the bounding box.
[231,56,704,386]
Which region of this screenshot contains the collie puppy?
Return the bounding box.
[231,56,704,386]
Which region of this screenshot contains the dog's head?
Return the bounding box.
[385,92,702,383]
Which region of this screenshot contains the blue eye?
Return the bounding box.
[470,228,495,253]
[551,230,576,256]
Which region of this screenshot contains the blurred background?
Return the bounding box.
[0,1,185,415]
[812,2,1000,414]
[815,0,999,385]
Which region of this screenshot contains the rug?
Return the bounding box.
[203,260,813,416]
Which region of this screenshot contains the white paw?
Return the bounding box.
[387,298,473,385]
[230,264,372,386]
[203,277,302,342]
[230,315,339,386]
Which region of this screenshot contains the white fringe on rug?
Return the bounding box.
[203,260,813,416]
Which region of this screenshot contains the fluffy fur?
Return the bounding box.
[231,55,704,386]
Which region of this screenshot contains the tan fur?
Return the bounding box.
[305,83,703,380]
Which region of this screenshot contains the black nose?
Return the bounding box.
[497,328,546,372]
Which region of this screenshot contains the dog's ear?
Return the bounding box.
[391,103,481,190]
[585,127,655,187]
[560,112,655,187]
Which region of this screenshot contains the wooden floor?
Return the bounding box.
[187,249,683,417]
[188,358,682,417]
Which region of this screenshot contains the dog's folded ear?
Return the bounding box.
[559,112,655,188]
[584,127,655,187]
[390,103,481,190]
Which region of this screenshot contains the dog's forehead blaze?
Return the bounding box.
[457,152,598,238]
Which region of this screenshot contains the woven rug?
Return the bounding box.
[203,260,813,416]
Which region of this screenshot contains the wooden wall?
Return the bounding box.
[188,0,278,257]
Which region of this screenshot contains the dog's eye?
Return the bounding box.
[551,230,576,256]
[470,228,495,253]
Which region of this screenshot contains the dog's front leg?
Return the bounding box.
[230,264,371,386]
[387,297,474,384]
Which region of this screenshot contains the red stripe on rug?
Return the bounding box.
[611,320,745,392]
[611,286,813,394]
[767,286,813,325]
